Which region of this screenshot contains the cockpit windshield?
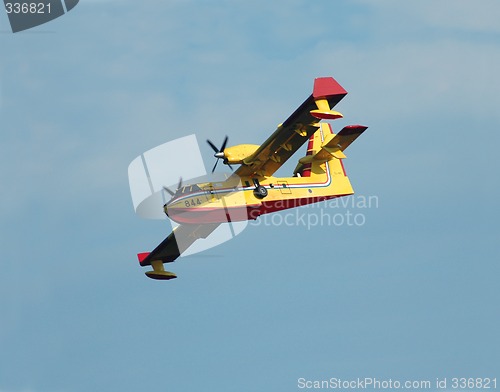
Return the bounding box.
[176,184,202,195]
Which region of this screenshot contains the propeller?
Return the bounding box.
[207,136,232,173]
[163,177,183,198]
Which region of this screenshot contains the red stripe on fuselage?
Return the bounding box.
[167,195,352,224]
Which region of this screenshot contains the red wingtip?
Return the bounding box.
[137,252,150,263]
[313,77,348,98]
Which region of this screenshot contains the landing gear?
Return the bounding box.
[253,185,268,199]
[252,178,268,199]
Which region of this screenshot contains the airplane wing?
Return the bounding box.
[138,223,220,279]
[234,77,348,178]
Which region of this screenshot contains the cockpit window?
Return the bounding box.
[177,184,201,195]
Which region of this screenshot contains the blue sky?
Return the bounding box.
[0,1,499,391]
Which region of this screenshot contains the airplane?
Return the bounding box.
[136,76,368,280]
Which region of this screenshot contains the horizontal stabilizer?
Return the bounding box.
[297,125,368,166]
[314,125,367,160]
[326,125,368,151]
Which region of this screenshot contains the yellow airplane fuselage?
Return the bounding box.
[165,124,355,225]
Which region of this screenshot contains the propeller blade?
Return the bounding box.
[212,158,219,173]
[163,177,183,198]
[163,186,175,196]
[220,135,229,151]
[207,136,230,173]
[207,139,219,154]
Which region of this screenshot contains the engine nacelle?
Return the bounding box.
[223,144,259,164]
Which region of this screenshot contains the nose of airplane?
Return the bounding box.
[163,202,171,217]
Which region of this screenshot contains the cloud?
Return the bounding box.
[353,0,500,35]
